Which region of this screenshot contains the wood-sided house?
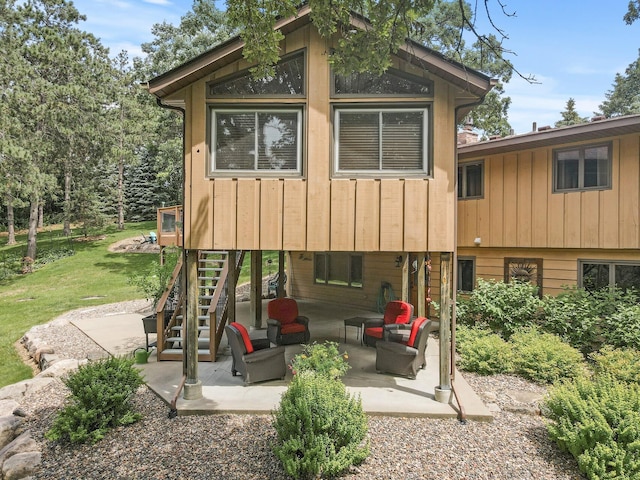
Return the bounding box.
[456,114,640,297]
[146,6,494,397]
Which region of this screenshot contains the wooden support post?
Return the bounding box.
[250,251,263,329]
[277,250,285,297]
[435,251,452,404]
[227,250,237,325]
[417,252,426,318]
[183,249,202,400]
[401,253,409,303]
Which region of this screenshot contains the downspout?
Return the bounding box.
[450,90,493,423]
[153,94,191,413]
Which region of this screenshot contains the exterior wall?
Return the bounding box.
[457,132,640,250]
[175,24,460,253]
[290,251,443,312]
[457,246,640,297]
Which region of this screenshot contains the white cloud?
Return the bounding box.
[144,0,171,5]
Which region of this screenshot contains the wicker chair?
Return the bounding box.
[225,322,286,385]
[266,298,310,345]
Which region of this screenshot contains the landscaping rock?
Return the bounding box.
[0,431,38,464]
[36,359,81,379]
[0,402,20,419]
[2,451,41,480]
[0,417,24,451]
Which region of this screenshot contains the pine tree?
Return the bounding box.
[598,50,640,117]
[555,98,588,127]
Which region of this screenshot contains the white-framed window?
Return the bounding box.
[579,260,640,292]
[210,108,302,175]
[457,257,475,292]
[333,107,429,176]
[553,143,611,192]
[458,161,484,199]
[314,252,363,288]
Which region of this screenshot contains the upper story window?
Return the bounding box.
[553,143,611,192]
[334,106,429,176]
[208,51,305,97]
[333,69,433,97]
[210,108,302,175]
[458,161,483,199]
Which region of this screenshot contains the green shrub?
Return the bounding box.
[272,373,369,479]
[602,304,640,351]
[457,279,542,339]
[542,286,640,354]
[510,327,585,384]
[46,356,145,444]
[544,374,640,479]
[590,346,640,384]
[456,329,514,375]
[290,341,350,379]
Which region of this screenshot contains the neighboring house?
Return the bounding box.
[145,2,494,393]
[456,114,640,297]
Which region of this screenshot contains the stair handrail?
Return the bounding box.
[156,255,183,354]
[211,252,246,350]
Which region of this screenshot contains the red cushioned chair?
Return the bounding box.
[266,298,311,345]
[375,317,439,379]
[225,322,286,384]
[363,300,413,347]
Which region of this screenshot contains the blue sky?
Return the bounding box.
[72,0,639,134]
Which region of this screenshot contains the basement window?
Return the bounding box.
[314,253,363,288]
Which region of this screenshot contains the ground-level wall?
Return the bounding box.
[457,246,640,297]
[288,251,443,313]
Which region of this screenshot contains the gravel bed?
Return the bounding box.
[21,301,583,480]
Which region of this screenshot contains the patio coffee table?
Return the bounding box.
[343,317,368,345]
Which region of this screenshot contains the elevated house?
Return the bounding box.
[146,6,494,399]
[456,115,640,296]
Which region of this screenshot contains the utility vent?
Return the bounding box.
[591,115,606,122]
[538,125,552,132]
[489,134,501,140]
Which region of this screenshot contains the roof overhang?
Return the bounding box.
[146,5,494,104]
[458,114,640,159]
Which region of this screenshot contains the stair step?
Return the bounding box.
[172,325,210,332]
[161,348,211,355]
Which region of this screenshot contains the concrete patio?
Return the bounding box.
[71,299,492,421]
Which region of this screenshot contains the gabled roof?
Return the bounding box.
[145,5,494,101]
[458,114,640,159]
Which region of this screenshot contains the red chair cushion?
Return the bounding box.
[364,326,384,339]
[268,298,299,325]
[281,323,307,335]
[230,322,253,354]
[407,317,427,348]
[383,301,412,325]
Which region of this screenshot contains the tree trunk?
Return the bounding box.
[26,198,39,261]
[38,203,44,228]
[117,154,124,230]
[63,166,72,236]
[5,194,16,245]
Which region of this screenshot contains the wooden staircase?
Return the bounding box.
[156,250,244,361]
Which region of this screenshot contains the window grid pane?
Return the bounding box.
[215,112,256,170]
[381,112,423,170]
[338,112,380,170]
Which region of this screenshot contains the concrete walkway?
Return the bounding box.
[71,299,492,421]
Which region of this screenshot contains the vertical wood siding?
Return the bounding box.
[458,133,640,250]
[178,24,460,253]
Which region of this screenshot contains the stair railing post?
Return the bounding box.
[183,249,202,400]
[250,251,263,329]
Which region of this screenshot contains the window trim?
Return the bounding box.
[552,142,612,193]
[314,252,363,289]
[458,160,484,200]
[332,104,431,178]
[578,259,640,290]
[208,106,304,178]
[457,256,476,293]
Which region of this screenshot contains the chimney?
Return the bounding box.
[457,120,479,145]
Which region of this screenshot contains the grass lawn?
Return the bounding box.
[0,222,157,388]
[0,222,283,388]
